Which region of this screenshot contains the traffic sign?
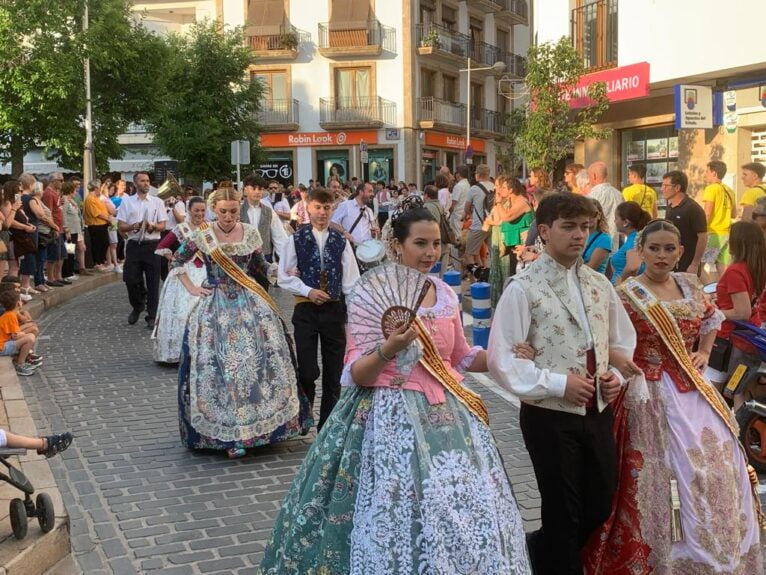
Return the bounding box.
[230,140,251,165]
[360,139,368,152]
[360,151,369,163]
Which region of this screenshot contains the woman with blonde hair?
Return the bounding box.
[173,186,312,458]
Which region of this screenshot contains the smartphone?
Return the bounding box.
[14,194,20,202]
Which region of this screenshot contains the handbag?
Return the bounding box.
[437,208,456,246]
[708,336,733,372]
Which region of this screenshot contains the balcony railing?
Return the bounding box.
[318,20,382,51]
[470,108,504,134]
[473,0,528,21]
[572,0,618,70]
[418,97,466,129]
[417,23,471,59]
[256,99,299,127]
[319,96,396,127]
[247,23,309,53]
[508,0,529,20]
[470,40,501,67]
[498,49,527,77]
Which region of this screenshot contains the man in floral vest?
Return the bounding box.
[487,193,637,575]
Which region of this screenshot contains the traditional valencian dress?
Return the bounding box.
[258,278,531,575]
[174,223,312,452]
[583,273,763,574]
[152,222,206,363]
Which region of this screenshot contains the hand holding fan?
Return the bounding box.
[347,263,491,426]
[347,263,433,354]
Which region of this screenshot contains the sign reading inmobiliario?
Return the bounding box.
[260,131,378,147]
[566,62,651,109]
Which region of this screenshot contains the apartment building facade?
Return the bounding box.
[2,0,530,187]
[537,0,766,200]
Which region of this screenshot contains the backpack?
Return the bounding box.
[436,204,456,245]
[474,182,494,220]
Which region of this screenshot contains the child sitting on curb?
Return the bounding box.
[0,290,40,376]
[0,276,39,340]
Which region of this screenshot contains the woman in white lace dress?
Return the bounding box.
[259,207,531,574]
[152,197,207,363]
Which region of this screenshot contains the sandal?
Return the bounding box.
[34,284,50,293]
[38,432,73,458]
[21,287,38,296]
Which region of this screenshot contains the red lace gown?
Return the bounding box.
[582,274,763,575]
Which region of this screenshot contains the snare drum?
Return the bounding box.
[356,239,386,272]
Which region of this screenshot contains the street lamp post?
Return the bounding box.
[83,0,95,186]
[460,59,506,149]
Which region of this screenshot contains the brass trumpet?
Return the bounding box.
[157,174,182,200]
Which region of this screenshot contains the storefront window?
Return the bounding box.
[422,149,438,185]
[621,125,678,210]
[445,151,458,174]
[363,148,394,183]
[257,152,294,187]
[316,150,350,186]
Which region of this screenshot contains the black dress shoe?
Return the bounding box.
[60,279,72,285]
[128,309,141,325]
[145,318,155,329]
[46,280,64,287]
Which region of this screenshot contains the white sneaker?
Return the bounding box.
[114,265,123,273]
[20,293,32,302]
[69,275,79,281]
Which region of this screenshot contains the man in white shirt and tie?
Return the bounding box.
[117,172,168,328]
[239,174,288,273]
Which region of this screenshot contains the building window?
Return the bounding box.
[620,125,678,211]
[572,0,618,70]
[421,68,436,98]
[364,148,394,183]
[253,70,288,106]
[442,5,457,30]
[335,67,372,107]
[443,74,457,103]
[469,18,483,42]
[317,150,350,186]
[496,28,509,52]
[420,1,435,25]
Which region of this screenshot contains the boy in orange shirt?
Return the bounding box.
[0,290,39,376]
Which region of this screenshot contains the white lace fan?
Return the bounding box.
[347,263,433,354]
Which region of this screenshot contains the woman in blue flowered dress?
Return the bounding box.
[174,188,312,458]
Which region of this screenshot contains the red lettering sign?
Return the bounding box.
[424,132,486,153]
[260,131,379,148]
[567,62,650,109]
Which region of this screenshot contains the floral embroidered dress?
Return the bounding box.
[259,279,531,575]
[174,224,312,451]
[583,273,763,574]
[152,223,207,363]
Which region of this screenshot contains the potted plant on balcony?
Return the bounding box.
[419,29,440,49]
[278,31,299,50]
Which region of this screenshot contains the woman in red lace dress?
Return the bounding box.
[583,220,762,574]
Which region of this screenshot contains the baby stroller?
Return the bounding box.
[0,447,56,539]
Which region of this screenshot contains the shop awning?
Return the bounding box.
[329,0,371,30]
[247,0,286,36]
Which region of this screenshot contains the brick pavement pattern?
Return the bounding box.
[21,283,540,574]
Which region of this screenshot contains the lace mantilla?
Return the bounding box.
[192,223,263,256]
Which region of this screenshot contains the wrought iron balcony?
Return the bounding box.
[417,23,471,62]
[470,40,502,68]
[256,99,299,131]
[318,20,383,57]
[417,97,466,133]
[572,0,618,70]
[470,108,504,135]
[469,0,528,24]
[319,96,395,129]
[247,23,310,60]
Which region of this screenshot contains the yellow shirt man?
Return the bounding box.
[622,183,657,217]
[702,182,735,234]
[740,162,766,220]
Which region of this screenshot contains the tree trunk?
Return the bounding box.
[10,134,24,177]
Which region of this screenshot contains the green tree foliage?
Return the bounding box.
[0,0,167,175]
[145,20,263,182]
[499,38,610,177]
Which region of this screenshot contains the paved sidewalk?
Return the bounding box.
[21,283,539,574]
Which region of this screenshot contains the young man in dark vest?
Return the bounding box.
[487,193,637,575]
[278,188,360,430]
[240,174,288,289]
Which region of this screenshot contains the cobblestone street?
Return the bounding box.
[22,283,540,574]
